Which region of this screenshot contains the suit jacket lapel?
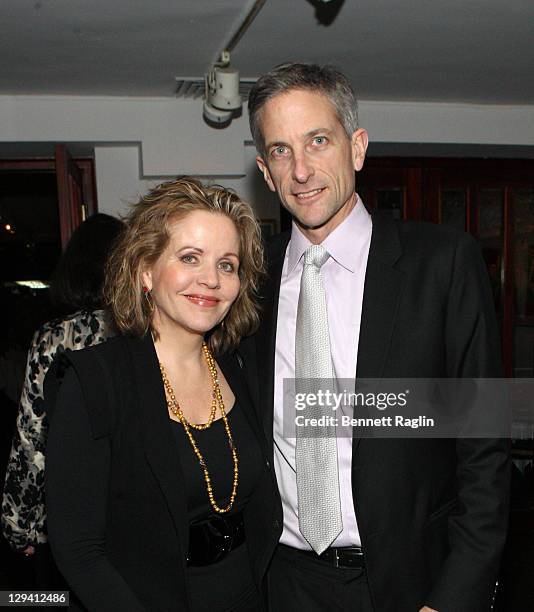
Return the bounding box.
[357,212,404,379]
[125,334,189,555]
[256,233,290,441]
[353,212,404,452]
[217,349,270,460]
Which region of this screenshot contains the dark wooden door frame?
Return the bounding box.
[55,145,85,250]
[0,154,98,249]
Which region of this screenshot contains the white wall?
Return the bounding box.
[94,145,153,216]
[359,100,534,145]
[1,94,533,224]
[0,96,245,175]
[94,143,279,221]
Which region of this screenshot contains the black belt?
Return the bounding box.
[187,510,245,567]
[283,544,365,569]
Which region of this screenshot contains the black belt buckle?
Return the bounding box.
[332,548,340,568]
[321,546,365,569]
[187,512,245,567]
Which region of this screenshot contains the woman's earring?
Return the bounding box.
[143,286,153,310]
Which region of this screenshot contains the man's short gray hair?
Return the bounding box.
[248,62,359,156]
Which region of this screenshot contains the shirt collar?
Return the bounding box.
[286,194,372,274]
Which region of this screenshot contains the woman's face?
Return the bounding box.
[142,210,241,340]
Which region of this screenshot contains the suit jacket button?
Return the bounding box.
[266,459,271,470]
[273,519,280,530]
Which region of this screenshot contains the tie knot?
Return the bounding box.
[303,244,330,269]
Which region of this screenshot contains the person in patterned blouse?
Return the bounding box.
[1,213,123,565]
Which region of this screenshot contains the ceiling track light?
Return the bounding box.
[203,52,242,127]
[202,0,266,127]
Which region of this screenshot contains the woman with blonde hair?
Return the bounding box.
[45,178,281,611]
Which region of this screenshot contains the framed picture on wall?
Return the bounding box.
[259,218,278,240]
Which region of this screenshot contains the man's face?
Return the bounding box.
[256,89,368,243]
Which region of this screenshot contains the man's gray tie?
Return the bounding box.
[295,244,342,554]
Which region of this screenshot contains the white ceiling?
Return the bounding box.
[1,0,533,104]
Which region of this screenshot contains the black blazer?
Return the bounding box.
[45,333,282,612]
[254,212,510,612]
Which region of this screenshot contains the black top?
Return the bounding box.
[170,402,264,522]
[171,403,266,611]
[44,333,282,612]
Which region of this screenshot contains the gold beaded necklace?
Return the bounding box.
[159,342,238,514]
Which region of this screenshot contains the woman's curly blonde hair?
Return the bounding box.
[104,177,265,355]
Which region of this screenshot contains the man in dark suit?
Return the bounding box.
[247,63,509,612]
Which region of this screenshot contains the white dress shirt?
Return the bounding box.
[273,195,372,549]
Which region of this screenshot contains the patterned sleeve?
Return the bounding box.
[1,323,62,550]
[2,310,113,551]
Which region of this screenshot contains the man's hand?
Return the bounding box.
[420,607,438,612]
